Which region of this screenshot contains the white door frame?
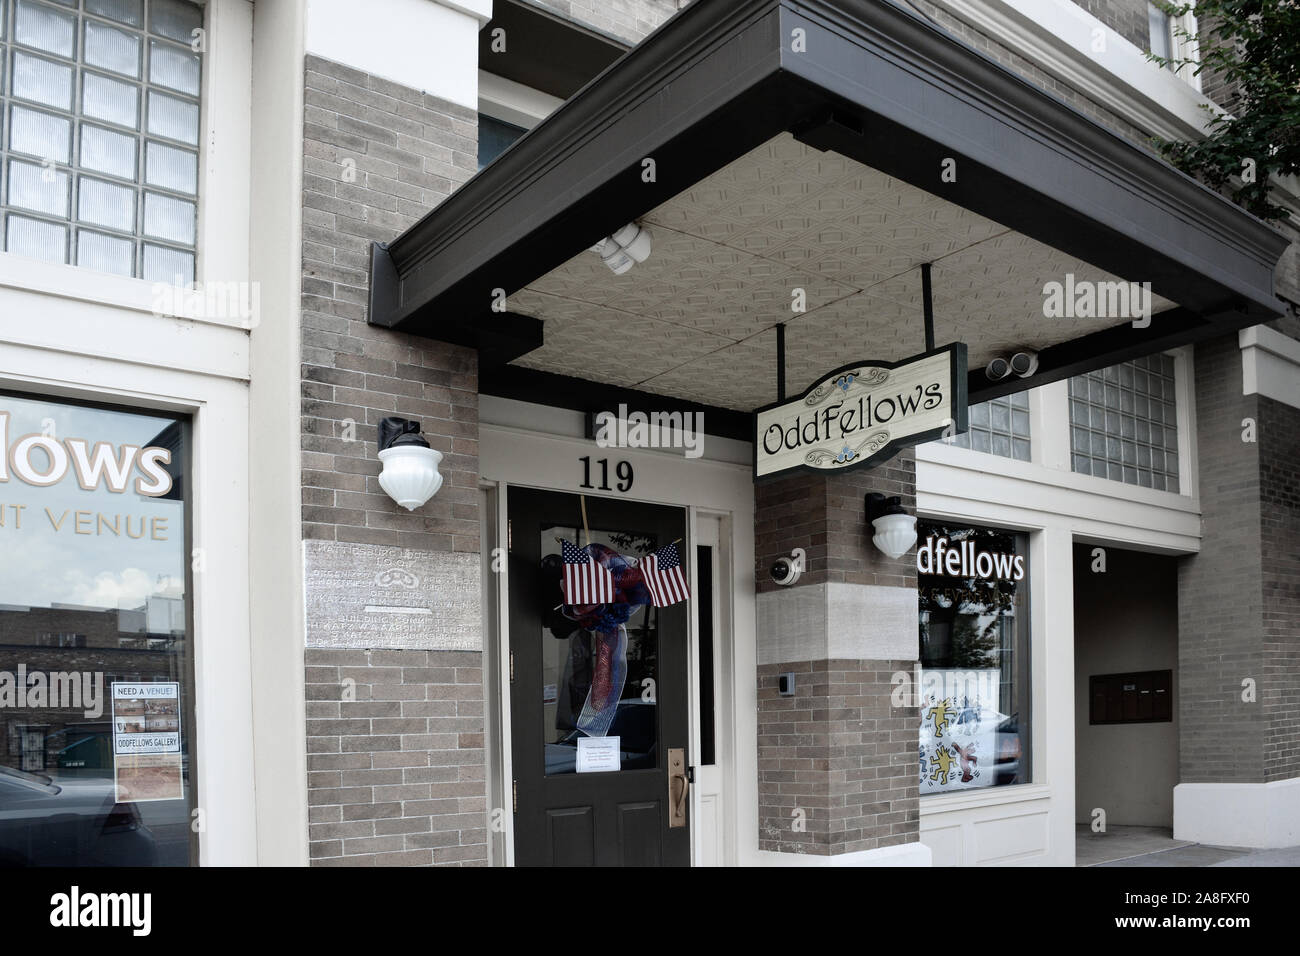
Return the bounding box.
[479,423,754,866]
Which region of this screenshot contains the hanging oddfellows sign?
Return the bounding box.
[753,343,968,480]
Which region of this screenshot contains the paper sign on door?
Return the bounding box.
[576,735,621,773]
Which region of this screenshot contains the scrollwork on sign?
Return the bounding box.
[803,367,890,407]
[803,429,892,467]
[375,568,419,588]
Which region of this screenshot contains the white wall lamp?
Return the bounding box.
[377,417,443,511]
[591,222,653,274]
[866,492,917,560]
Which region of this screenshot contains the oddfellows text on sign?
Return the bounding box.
[753,344,968,480]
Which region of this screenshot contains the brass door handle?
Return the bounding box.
[668,747,688,828]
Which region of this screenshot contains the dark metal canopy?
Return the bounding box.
[368,0,1289,437]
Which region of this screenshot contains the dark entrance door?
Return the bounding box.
[509,487,691,867]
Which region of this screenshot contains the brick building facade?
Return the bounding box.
[1,0,1295,871]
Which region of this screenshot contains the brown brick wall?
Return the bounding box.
[300,54,480,555]
[1178,337,1300,786]
[757,659,919,855]
[756,449,916,594]
[305,648,487,866]
[1178,335,1265,783]
[754,451,921,856]
[1259,395,1300,781]
[300,56,488,866]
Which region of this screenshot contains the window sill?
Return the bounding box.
[917,441,1196,512]
[920,782,1054,816]
[0,251,253,332]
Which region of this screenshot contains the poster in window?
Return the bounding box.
[111,682,183,803]
[919,668,1000,794]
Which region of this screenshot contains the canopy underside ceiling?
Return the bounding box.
[509,134,1176,412]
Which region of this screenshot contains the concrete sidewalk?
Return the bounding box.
[1077,825,1300,866]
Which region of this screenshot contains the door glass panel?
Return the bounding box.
[539,525,658,776]
[696,544,715,767]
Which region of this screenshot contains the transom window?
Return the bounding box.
[950,392,1031,462]
[0,0,203,281]
[1069,354,1180,492]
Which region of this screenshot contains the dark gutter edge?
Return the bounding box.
[793,0,1290,267]
[479,367,754,442]
[368,242,399,336]
[369,0,1288,341]
[371,241,543,365]
[384,0,780,279]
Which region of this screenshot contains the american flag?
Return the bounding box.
[641,542,690,607]
[561,540,614,604]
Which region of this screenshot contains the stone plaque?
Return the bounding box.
[304,540,481,650]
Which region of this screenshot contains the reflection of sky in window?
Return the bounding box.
[0,396,184,611]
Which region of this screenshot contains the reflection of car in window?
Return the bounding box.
[0,765,156,866]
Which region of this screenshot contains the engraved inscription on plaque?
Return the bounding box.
[304,540,481,650]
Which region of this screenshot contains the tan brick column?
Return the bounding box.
[754,451,921,857]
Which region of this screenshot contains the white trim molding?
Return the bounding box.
[479,71,565,129]
[1175,777,1300,848]
[1240,325,1300,411]
[305,0,486,108]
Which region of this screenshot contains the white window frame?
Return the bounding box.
[478,70,563,131]
[0,0,253,332]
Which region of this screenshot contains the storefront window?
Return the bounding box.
[0,391,194,865]
[917,521,1030,795]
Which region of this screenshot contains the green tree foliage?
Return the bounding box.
[949,615,999,669]
[1151,1,1300,220]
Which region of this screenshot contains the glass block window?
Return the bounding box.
[0,0,203,281]
[950,392,1031,462]
[1069,354,1180,492]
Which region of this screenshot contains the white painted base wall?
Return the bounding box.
[920,784,1060,865]
[1174,777,1300,848]
[753,842,932,867]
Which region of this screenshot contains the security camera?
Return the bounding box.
[985,357,1011,381]
[1010,351,1039,377]
[770,548,806,586]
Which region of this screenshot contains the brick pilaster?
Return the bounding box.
[755,452,920,855]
